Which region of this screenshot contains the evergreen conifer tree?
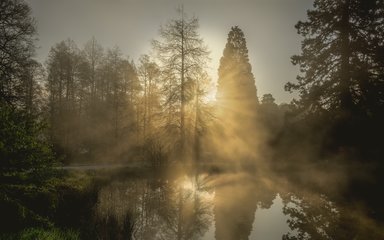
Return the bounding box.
[286,0,384,117]
[215,26,259,161]
[217,26,259,117]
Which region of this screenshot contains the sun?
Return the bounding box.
[204,88,217,103]
[202,78,217,103]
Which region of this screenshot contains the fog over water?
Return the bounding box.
[1,0,384,239]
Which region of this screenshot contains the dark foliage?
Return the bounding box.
[0,104,61,232]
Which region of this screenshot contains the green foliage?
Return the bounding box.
[0,228,80,240]
[0,0,68,234]
[0,104,58,182]
[0,104,61,232]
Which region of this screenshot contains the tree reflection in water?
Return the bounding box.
[89,170,384,240]
[212,173,275,240]
[281,190,384,240]
[95,174,213,240]
[281,192,339,240]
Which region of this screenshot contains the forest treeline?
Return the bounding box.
[1,0,384,238]
[45,15,213,165]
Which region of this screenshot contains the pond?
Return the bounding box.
[58,167,384,240]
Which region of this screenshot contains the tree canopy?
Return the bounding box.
[286,0,384,118]
[0,0,39,107]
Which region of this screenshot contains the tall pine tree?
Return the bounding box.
[286,0,384,118]
[285,0,384,155]
[216,26,258,117]
[215,26,259,161]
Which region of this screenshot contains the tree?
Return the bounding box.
[82,37,104,103]
[191,71,212,162]
[138,54,161,140]
[261,93,276,105]
[216,26,259,113]
[100,47,140,141]
[286,0,384,117]
[152,8,210,152]
[21,60,46,114]
[0,0,37,105]
[46,39,82,157]
[258,93,282,143]
[0,0,63,231]
[215,26,259,161]
[284,0,384,155]
[45,37,143,162]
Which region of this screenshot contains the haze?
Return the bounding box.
[26,0,313,103]
[3,0,384,239]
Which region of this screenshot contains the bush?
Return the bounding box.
[0,104,61,231]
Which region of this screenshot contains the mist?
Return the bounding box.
[1,0,384,239]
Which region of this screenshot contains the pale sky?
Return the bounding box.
[26,0,314,104]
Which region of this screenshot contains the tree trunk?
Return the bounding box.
[180,12,186,149]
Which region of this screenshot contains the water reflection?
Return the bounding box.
[95,174,213,240]
[281,190,384,240]
[88,170,384,239]
[212,173,275,240]
[281,192,339,240]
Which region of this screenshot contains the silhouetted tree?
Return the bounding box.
[216,26,259,112]
[46,39,82,158]
[0,0,62,232]
[261,93,276,105]
[0,0,37,106]
[258,93,285,145]
[137,55,161,140]
[102,47,132,140]
[286,0,384,117]
[152,8,210,153]
[21,60,46,114]
[82,37,104,103]
[214,26,259,162]
[46,39,141,162]
[191,71,213,162]
[284,0,384,158]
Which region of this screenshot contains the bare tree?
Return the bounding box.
[152,7,210,155]
[138,54,161,140]
[82,37,104,104]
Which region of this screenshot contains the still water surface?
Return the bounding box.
[79,170,354,240]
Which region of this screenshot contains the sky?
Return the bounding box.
[25,0,314,104]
